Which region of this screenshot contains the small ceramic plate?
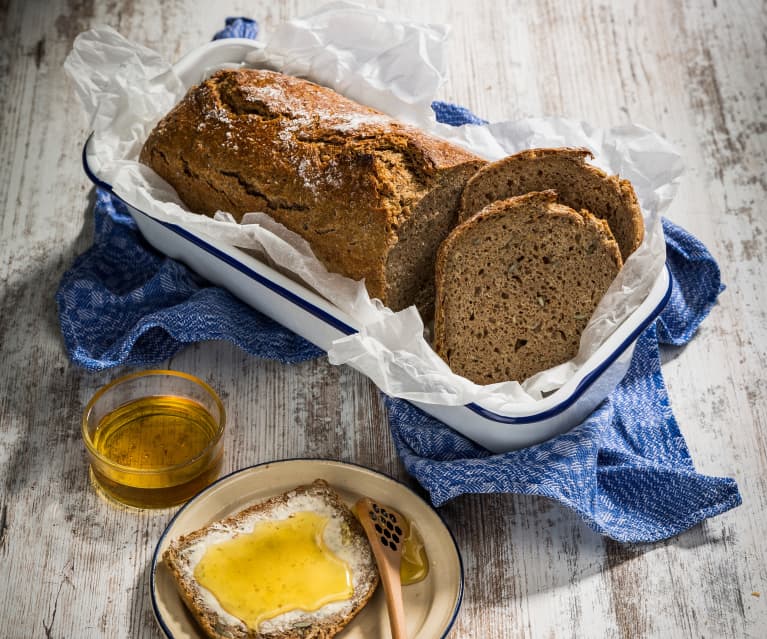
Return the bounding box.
[151,459,463,638]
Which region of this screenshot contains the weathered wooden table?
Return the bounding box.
[1,1,765,637]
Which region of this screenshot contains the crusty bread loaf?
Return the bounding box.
[434,191,623,384]
[163,479,379,639]
[140,68,485,315]
[459,147,643,261]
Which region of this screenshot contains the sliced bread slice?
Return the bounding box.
[163,479,379,639]
[434,191,623,384]
[459,147,643,261]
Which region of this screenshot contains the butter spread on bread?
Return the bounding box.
[163,480,379,639]
[140,68,486,316]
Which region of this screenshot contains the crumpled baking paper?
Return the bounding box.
[64,1,683,411]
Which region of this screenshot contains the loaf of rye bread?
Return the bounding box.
[459,147,643,261]
[163,480,379,639]
[139,68,486,315]
[434,191,623,384]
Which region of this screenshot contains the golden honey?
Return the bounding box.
[83,370,225,509]
[89,395,223,508]
[93,395,219,467]
[194,512,353,628]
[400,523,429,585]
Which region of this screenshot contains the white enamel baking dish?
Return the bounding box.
[82,37,672,453]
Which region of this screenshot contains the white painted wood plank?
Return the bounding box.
[0,1,764,637]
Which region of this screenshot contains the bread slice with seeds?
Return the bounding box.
[163,479,379,639]
[459,147,643,261]
[434,191,623,384]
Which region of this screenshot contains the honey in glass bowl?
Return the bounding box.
[82,370,225,509]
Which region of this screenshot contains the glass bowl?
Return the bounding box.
[82,369,226,508]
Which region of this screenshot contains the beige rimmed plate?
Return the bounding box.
[151,459,463,638]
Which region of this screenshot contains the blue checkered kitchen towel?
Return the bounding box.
[57,18,740,543]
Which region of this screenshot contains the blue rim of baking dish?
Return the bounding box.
[82,138,673,426]
[149,458,464,639]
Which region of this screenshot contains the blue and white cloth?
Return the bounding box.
[57,19,740,543]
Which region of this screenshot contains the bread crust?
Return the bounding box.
[139,68,485,313]
[163,480,379,639]
[459,147,643,261]
[434,191,623,384]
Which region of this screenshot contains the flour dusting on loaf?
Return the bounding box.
[140,68,486,315]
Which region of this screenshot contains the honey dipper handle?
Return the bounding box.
[378,560,408,639]
[354,498,408,639]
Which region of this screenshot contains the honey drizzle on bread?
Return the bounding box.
[163,480,379,639]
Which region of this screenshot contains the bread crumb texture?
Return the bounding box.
[434,191,622,384]
[460,147,643,261]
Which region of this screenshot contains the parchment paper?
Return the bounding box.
[64,1,683,411]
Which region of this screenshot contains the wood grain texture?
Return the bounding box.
[0,0,765,637]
